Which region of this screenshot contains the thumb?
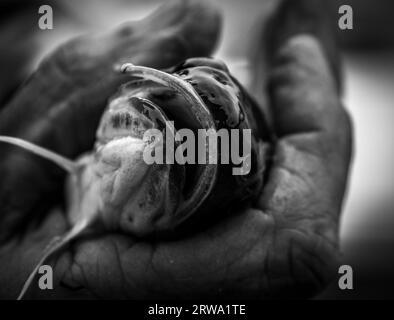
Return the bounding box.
[0,0,221,241]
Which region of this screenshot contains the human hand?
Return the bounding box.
[0,0,352,299]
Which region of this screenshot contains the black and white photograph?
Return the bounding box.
[0,0,393,308]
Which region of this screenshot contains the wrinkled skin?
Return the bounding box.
[0,0,352,299]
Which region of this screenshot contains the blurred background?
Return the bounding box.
[0,0,393,299]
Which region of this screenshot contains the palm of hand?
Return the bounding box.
[0,0,351,299]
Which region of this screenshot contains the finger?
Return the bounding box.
[264,0,341,90]
[134,0,221,60]
[259,35,352,239]
[0,0,221,142]
[250,0,342,121]
[0,0,220,239]
[0,0,221,156]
